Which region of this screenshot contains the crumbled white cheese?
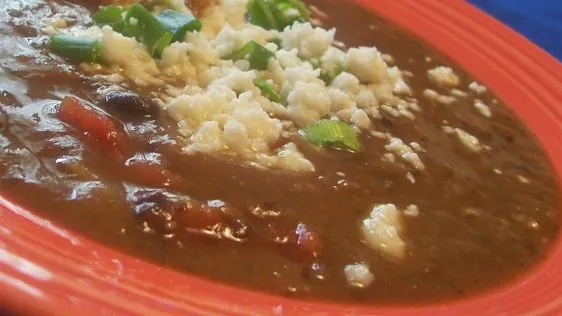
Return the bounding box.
[256,143,315,173]
[331,72,361,94]
[423,89,439,100]
[320,46,347,75]
[474,100,492,118]
[406,172,416,183]
[347,47,389,84]
[63,1,415,173]
[423,89,456,105]
[382,153,396,163]
[468,81,487,94]
[212,25,272,57]
[385,138,425,170]
[361,204,406,260]
[41,18,68,35]
[403,204,420,217]
[444,126,484,152]
[393,79,411,95]
[99,26,162,86]
[281,22,335,59]
[409,142,423,152]
[350,108,371,128]
[427,66,460,87]
[371,131,389,139]
[344,263,375,288]
[517,175,530,184]
[450,89,468,98]
[287,81,332,126]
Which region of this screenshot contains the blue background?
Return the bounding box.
[468,0,562,61]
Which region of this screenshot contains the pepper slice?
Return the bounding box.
[228,40,275,70]
[50,35,102,63]
[58,96,131,161]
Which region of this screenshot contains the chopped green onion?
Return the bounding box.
[270,0,310,30]
[153,9,201,42]
[267,37,282,47]
[247,0,279,30]
[254,77,281,103]
[300,120,361,152]
[125,3,173,57]
[320,65,344,84]
[309,58,343,84]
[50,35,102,63]
[93,6,127,32]
[247,0,309,31]
[228,41,275,71]
[93,5,139,38]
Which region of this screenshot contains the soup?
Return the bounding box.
[0,0,559,305]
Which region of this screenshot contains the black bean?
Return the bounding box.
[103,91,159,117]
[128,189,189,216]
[230,217,251,239]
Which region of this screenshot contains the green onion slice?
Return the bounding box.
[228,40,275,70]
[270,0,310,30]
[300,119,361,152]
[50,35,102,63]
[320,65,344,85]
[253,77,281,103]
[153,9,201,42]
[93,6,127,32]
[267,37,282,47]
[247,0,309,30]
[125,3,173,57]
[247,0,279,30]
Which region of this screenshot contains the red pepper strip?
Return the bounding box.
[58,96,131,161]
[126,159,183,189]
[178,204,225,230]
[294,223,322,257]
[289,222,323,260]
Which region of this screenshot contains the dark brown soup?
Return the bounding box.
[0,0,559,305]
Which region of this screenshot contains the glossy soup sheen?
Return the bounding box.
[0,0,559,305]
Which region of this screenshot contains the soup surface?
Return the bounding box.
[0,0,559,305]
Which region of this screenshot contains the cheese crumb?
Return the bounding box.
[385,138,425,170]
[361,204,406,260]
[469,81,487,94]
[444,127,484,152]
[428,66,460,87]
[344,263,375,288]
[474,100,492,118]
[404,204,420,217]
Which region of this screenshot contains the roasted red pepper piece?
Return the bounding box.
[131,189,249,240]
[294,223,322,257]
[126,159,183,189]
[178,203,225,230]
[58,96,131,160]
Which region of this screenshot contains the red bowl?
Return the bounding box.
[2,1,562,315]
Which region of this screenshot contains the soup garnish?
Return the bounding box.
[0,0,558,305]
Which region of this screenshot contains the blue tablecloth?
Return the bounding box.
[468,0,562,61]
